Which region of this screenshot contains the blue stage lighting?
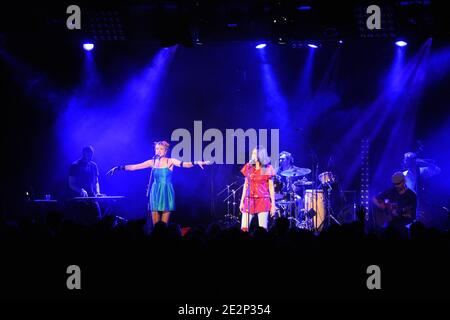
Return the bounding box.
[256,43,267,49]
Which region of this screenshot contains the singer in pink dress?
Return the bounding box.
[239,146,276,231]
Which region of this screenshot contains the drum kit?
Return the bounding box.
[273,166,340,231]
[217,164,341,231]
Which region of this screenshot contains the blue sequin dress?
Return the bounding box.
[148,167,175,212]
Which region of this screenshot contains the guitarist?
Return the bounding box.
[373,172,417,233]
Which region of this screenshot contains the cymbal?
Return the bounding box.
[276,200,296,205]
[293,180,314,186]
[280,166,311,177]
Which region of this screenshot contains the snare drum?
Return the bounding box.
[304,189,326,231]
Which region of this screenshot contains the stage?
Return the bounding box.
[1,0,450,304]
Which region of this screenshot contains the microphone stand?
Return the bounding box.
[325,182,341,227]
[234,162,252,231]
[311,150,319,231]
[246,163,252,231]
[146,155,159,197]
[146,154,159,228]
[233,184,243,219]
[225,184,232,220]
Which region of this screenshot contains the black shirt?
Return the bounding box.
[69,160,99,196]
[376,187,417,224]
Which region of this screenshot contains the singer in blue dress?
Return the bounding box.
[107,141,210,226]
[149,166,175,212]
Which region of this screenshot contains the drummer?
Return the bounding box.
[275,151,309,219]
[279,151,295,172]
[277,151,310,189]
[275,151,296,198]
[275,151,309,199]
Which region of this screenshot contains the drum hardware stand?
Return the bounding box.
[217,182,234,219]
[304,208,316,230]
[221,182,242,226]
[286,190,300,228]
[322,183,341,229]
[284,177,300,228]
[287,214,303,228]
[285,177,293,228]
[289,179,302,227]
[294,182,311,230]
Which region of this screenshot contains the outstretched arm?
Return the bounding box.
[169,158,211,169]
[107,159,154,176]
[419,160,441,179]
[125,159,154,171]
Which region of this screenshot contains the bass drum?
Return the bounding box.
[304,189,326,231]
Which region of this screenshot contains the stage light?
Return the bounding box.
[194,38,203,46]
[83,43,94,51]
[395,40,408,47]
[307,43,318,49]
[277,37,287,45]
[339,40,344,44]
[255,43,267,49]
[297,5,312,11]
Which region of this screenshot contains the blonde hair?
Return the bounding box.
[154,141,170,151]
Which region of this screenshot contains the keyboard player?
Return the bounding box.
[68,146,103,223]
